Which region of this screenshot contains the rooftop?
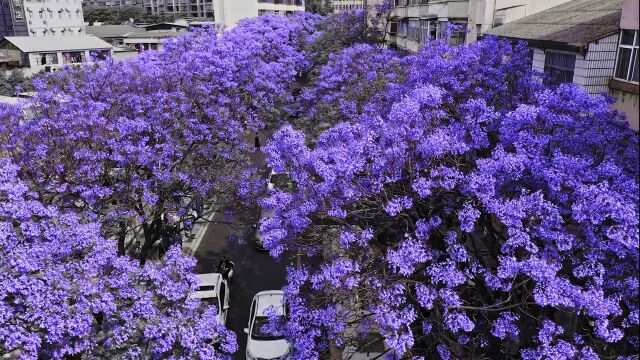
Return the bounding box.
[1,35,113,53]
[86,25,147,38]
[486,0,624,50]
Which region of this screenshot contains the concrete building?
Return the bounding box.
[0,0,85,38]
[212,0,304,28]
[387,0,571,53]
[83,0,143,7]
[332,0,367,12]
[0,35,112,74]
[86,24,145,45]
[144,0,215,19]
[487,0,639,131]
[141,0,304,27]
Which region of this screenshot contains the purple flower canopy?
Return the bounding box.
[263,36,639,358]
[0,13,321,359]
[0,159,236,358]
[0,7,638,359]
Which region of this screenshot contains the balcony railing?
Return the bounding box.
[394,0,428,5]
[257,0,303,5]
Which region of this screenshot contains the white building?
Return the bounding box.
[213,0,305,29]
[332,0,367,12]
[0,35,112,74]
[142,0,304,25]
[387,0,571,53]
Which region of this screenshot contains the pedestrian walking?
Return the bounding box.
[254,132,261,151]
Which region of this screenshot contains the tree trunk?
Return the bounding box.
[139,217,161,266]
[329,341,343,360]
[117,221,126,256]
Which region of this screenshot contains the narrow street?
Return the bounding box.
[192,139,293,359]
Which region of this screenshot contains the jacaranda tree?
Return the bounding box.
[0,159,236,359]
[262,37,639,359]
[0,15,317,263]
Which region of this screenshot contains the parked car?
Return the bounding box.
[191,273,230,325]
[244,290,290,360]
[266,170,293,192]
[254,207,273,251]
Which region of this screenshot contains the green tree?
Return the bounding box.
[0,70,35,96]
[83,5,184,25]
[305,0,332,15]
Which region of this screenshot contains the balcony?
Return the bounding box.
[257,0,303,6]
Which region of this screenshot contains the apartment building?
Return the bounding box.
[143,0,214,18]
[83,0,143,7]
[140,0,304,25]
[387,0,570,53]
[212,0,304,28]
[488,0,638,131]
[332,0,367,12]
[1,0,85,38]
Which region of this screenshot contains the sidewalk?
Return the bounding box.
[182,209,216,256]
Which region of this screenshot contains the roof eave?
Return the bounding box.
[496,36,583,53]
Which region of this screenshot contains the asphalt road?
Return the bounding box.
[193,143,293,359]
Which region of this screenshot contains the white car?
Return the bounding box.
[244,290,290,360]
[191,273,230,325]
[266,170,292,192]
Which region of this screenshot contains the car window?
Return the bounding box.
[251,316,284,341]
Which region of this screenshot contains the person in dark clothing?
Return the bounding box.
[254,132,261,151]
[216,256,234,280]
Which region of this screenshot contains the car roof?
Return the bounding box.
[197,273,222,287]
[255,290,285,316]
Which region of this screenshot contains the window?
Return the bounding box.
[493,9,505,28]
[62,51,84,64]
[37,52,58,65]
[614,29,639,83]
[543,51,576,87]
[408,19,420,41]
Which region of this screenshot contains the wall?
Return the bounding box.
[530,33,619,96]
[469,0,571,41]
[610,85,639,131]
[213,0,256,29]
[23,0,85,36]
[574,33,619,95]
[332,0,365,12]
[620,0,639,30]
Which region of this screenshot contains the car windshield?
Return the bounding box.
[200,296,219,314]
[270,173,294,192]
[251,316,284,341]
[198,285,216,292]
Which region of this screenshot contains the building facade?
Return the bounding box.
[387,0,570,53]
[212,0,304,28]
[488,0,638,131]
[144,0,214,19]
[1,0,85,38]
[140,0,304,25]
[609,0,639,130]
[332,0,367,12]
[0,35,112,74]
